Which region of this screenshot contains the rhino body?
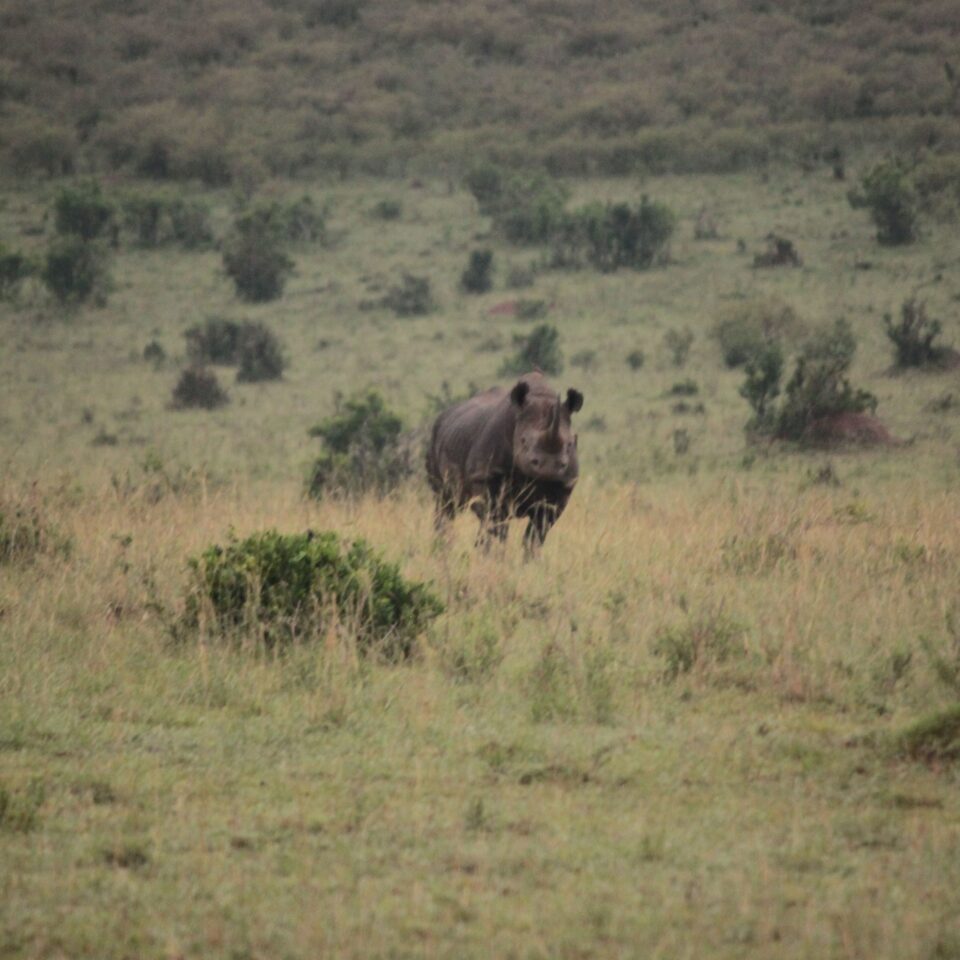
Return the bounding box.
[426,371,583,551]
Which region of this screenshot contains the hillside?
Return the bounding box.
[2,0,960,183]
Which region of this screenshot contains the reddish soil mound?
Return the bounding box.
[803,412,896,447]
[488,300,518,316]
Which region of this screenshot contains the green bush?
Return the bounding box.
[222,211,294,303]
[883,298,949,369]
[303,0,364,28]
[171,367,229,410]
[743,319,877,442]
[122,193,165,247]
[550,198,675,272]
[53,181,115,241]
[237,324,286,382]
[494,172,569,245]
[465,163,504,216]
[185,317,286,380]
[41,237,110,305]
[501,324,563,376]
[626,349,645,371]
[0,246,34,300]
[460,249,494,294]
[307,391,413,497]
[848,158,919,246]
[182,529,443,659]
[714,297,801,368]
[739,343,784,434]
[372,198,402,220]
[382,274,434,317]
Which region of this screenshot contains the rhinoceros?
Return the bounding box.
[426,371,583,552]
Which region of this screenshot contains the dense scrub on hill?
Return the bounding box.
[1,0,959,182]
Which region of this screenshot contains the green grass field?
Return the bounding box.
[2,168,960,958]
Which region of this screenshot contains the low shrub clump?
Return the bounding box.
[222,209,295,303]
[185,317,286,381]
[121,192,214,249]
[0,246,34,301]
[550,198,675,272]
[53,180,115,241]
[501,324,563,376]
[741,319,880,444]
[382,274,434,317]
[848,157,919,246]
[460,249,494,294]
[41,237,111,306]
[182,529,443,659]
[713,297,801,368]
[884,298,952,370]
[307,390,413,497]
[171,367,229,409]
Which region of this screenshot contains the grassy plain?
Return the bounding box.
[2,168,960,958]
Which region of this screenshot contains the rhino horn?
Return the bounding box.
[548,396,562,442]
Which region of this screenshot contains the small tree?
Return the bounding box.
[222,210,294,303]
[41,237,110,305]
[53,181,115,241]
[465,163,504,216]
[501,324,564,376]
[171,367,229,409]
[307,391,413,497]
[739,343,784,434]
[237,324,286,382]
[663,327,694,367]
[774,320,877,441]
[382,274,434,317]
[0,246,34,301]
[884,298,948,369]
[848,158,919,246]
[460,249,494,294]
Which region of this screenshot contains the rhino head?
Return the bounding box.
[510,379,583,485]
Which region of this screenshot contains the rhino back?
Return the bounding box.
[428,388,515,492]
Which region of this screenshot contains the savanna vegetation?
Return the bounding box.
[2,2,960,957]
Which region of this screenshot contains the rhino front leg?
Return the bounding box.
[472,480,510,550]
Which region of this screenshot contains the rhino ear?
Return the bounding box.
[510,380,530,407]
[565,388,584,414]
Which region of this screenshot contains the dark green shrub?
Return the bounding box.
[883,298,948,369]
[495,172,569,245]
[501,324,563,376]
[382,274,434,317]
[41,237,110,305]
[752,234,802,268]
[745,320,877,442]
[848,158,919,246]
[53,181,115,241]
[663,327,694,367]
[739,343,784,434]
[171,367,229,410]
[237,325,286,382]
[0,246,34,300]
[652,612,744,680]
[184,318,286,381]
[465,163,504,216]
[714,298,801,368]
[626,349,645,370]
[307,391,413,497]
[460,249,493,294]
[372,199,402,220]
[222,212,294,303]
[668,378,698,396]
[182,529,443,659]
[551,198,675,272]
[185,317,245,365]
[143,340,166,366]
[893,705,960,764]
